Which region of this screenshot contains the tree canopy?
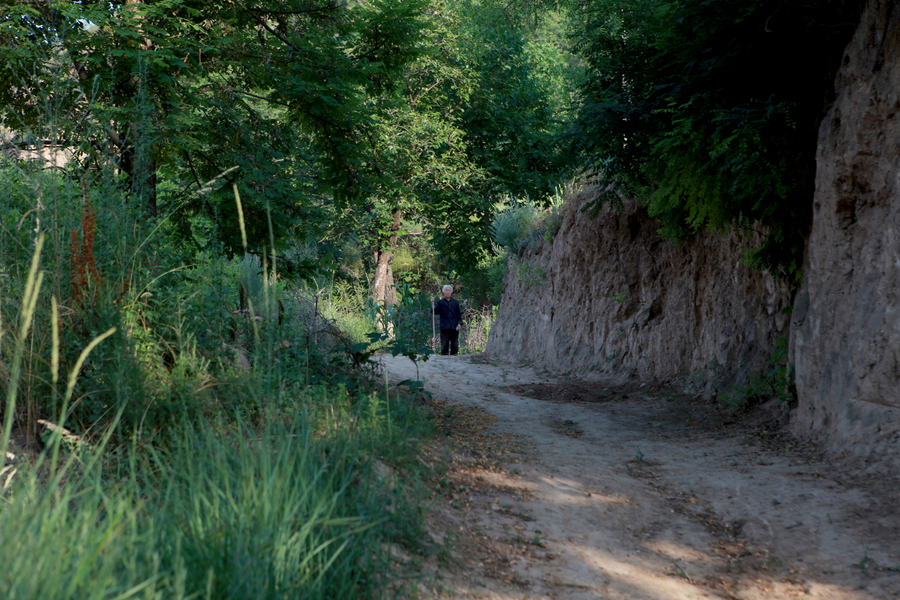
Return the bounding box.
[1,0,860,294]
[572,0,860,275]
[1,0,582,296]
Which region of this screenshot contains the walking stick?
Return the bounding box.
[431,295,436,345]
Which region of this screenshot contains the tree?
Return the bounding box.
[335,0,482,308]
[333,0,582,307]
[1,0,580,303]
[0,0,428,254]
[427,0,581,273]
[0,0,218,216]
[572,0,861,275]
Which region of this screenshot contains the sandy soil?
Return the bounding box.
[379,353,900,600]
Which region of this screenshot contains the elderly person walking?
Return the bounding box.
[434,284,463,356]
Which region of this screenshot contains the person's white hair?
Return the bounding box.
[442,284,453,293]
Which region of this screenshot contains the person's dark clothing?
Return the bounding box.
[434,297,463,356]
[440,328,459,356]
[434,297,463,330]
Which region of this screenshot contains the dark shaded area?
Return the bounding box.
[504,380,640,404]
[573,0,863,275]
[505,380,809,453]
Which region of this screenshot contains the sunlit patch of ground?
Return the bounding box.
[381,354,900,600]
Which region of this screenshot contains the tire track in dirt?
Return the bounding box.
[379,354,900,600]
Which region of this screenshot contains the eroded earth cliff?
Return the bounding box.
[790,0,900,469]
[487,0,900,470]
[486,191,796,394]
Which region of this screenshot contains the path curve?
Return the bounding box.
[380,353,900,600]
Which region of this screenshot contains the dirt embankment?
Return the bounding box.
[485,190,795,397]
[381,354,900,600]
[488,0,900,473]
[789,0,900,470]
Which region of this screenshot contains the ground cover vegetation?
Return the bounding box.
[0,158,443,598]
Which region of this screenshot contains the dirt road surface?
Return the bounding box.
[379,353,900,600]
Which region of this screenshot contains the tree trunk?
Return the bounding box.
[372,249,396,306]
[371,208,403,312]
[119,138,158,217]
[121,0,158,217]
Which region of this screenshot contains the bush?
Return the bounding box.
[462,252,508,307]
[490,185,568,257]
[491,199,541,255]
[719,337,797,410]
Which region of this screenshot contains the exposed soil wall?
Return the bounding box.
[789,0,900,469]
[486,193,796,393]
[487,0,900,472]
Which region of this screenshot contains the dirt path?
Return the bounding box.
[379,354,900,600]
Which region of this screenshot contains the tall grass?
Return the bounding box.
[461,303,495,354]
[2,385,425,600]
[1,122,436,600]
[0,230,436,596]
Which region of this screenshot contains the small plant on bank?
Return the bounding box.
[490,186,569,258]
[632,449,645,465]
[764,336,797,404]
[719,337,797,410]
[852,545,870,573]
[516,260,547,287]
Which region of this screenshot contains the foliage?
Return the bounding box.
[516,260,548,287]
[367,283,496,356]
[0,0,430,253]
[763,336,797,406]
[460,303,496,354]
[0,0,585,298]
[491,199,542,255]
[321,0,584,285]
[0,0,592,594]
[456,0,570,198]
[387,284,438,354]
[422,0,582,273]
[572,0,861,276]
[462,252,509,307]
[490,184,566,256]
[0,154,442,599]
[719,337,796,410]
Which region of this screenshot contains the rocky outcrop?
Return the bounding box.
[789,0,900,468]
[486,191,796,392]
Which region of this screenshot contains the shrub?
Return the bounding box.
[491,198,541,255]
[719,337,797,410]
[491,185,569,256]
[516,260,547,287]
